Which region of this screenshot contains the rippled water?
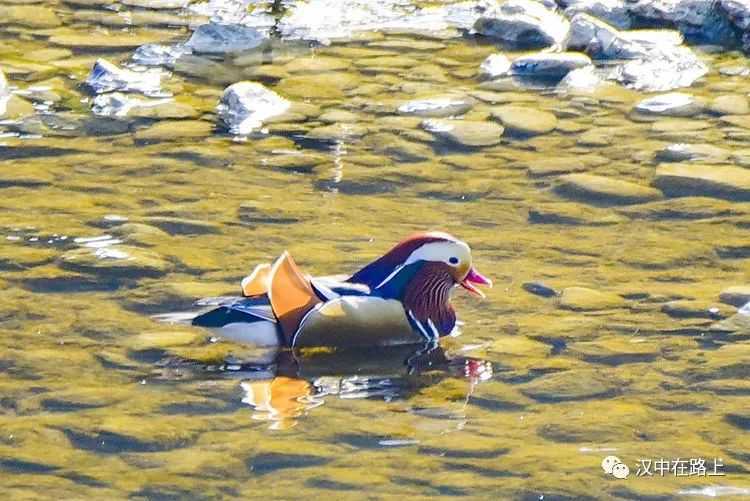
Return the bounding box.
[2,0,750,499]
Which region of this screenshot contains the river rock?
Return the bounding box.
[564,0,631,29]
[629,0,736,45]
[421,119,504,147]
[510,52,592,79]
[478,54,512,79]
[709,94,750,115]
[557,65,603,91]
[132,43,186,66]
[186,22,268,54]
[613,45,708,92]
[654,143,731,163]
[566,13,707,91]
[654,163,750,200]
[397,96,473,117]
[85,59,162,95]
[217,82,290,135]
[566,13,642,58]
[528,202,627,225]
[520,369,620,401]
[661,300,732,319]
[491,106,557,135]
[276,0,486,43]
[474,0,570,49]
[58,246,171,278]
[719,0,750,53]
[0,5,61,28]
[555,173,663,205]
[559,286,627,310]
[91,93,197,119]
[720,286,750,307]
[633,92,704,117]
[122,0,187,8]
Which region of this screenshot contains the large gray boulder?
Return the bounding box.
[218,81,290,135]
[718,0,750,52]
[474,0,570,48]
[628,0,736,45]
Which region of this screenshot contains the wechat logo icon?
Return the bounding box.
[602,456,630,479]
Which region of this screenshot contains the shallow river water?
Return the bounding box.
[2,0,750,499]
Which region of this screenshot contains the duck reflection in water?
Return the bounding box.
[227,344,492,430]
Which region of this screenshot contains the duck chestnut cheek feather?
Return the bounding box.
[402,262,457,336]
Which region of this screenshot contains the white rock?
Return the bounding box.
[92,92,167,117]
[186,22,268,54]
[633,92,703,116]
[614,45,708,92]
[397,96,473,117]
[218,81,290,135]
[478,53,511,79]
[86,59,163,95]
[557,65,603,91]
[511,52,592,79]
[132,43,186,67]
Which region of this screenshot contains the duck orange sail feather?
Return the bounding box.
[267,252,321,344]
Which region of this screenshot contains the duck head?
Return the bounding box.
[348,232,492,337]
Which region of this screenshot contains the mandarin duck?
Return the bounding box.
[191,232,491,348]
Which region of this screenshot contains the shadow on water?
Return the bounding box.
[150,344,492,430]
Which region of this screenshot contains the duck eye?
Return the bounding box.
[448,257,459,265]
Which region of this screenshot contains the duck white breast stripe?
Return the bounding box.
[407,310,431,341]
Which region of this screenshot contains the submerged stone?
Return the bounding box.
[654,163,750,200]
[558,286,627,310]
[474,0,570,49]
[132,43,186,66]
[520,369,620,401]
[421,119,504,147]
[654,143,731,163]
[217,81,290,135]
[709,94,750,115]
[491,106,558,136]
[85,59,162,95]
[397,96,473,117]
[58,246,172,278]
[555,173,663,205]
[720,286,750,307]
[633,92,703,117]
[92,93,197,119]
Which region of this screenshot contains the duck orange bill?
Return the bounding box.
[460,267,492,298]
